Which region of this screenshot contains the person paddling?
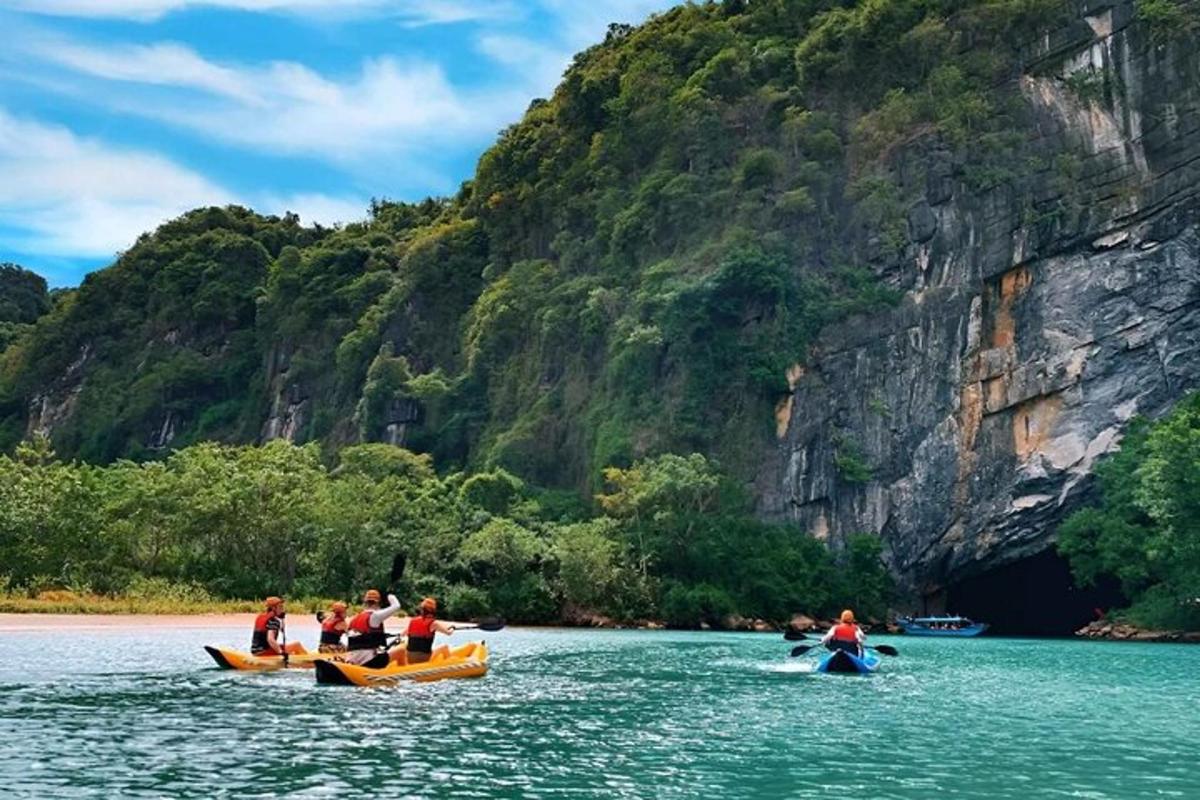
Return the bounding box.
[393,597,456,666]
[318,601,349,654]
[250,597,304,657]
[344,589,405,667]
[821,609,866,657]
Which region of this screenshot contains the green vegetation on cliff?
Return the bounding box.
[0,440,890,624]
[0,264,50,355]
[1,0,1094,491]
[1058,393,1200,631]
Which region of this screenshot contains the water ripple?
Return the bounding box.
[0,628,1197,797]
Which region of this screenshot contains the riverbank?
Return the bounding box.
[1075,619,1200,643]
[0,612,446,633]
[0,591,332,616]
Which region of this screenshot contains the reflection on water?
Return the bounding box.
[1,625,1197,798]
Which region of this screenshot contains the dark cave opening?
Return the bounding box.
[944,549,1125,636]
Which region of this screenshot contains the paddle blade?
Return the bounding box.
[789,645,815,658]
[390,552,408,584]
[783,630,808,641]
[474,617,506,632]
[315,611,325,623]
[874,644,899,657]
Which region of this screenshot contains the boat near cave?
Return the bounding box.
[898,615,989,637]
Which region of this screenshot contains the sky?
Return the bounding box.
[0,0,678,286]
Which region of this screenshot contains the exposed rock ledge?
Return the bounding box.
[759,0,1200,599]
[1075,620,1200,642]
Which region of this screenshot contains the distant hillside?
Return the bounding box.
[4,0,1198,581]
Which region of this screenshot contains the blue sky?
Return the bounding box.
[0,0,677,286]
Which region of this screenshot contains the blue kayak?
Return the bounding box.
[817,649,880,674]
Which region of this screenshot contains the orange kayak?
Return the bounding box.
[314,642,488,686]
[204,644,330,671]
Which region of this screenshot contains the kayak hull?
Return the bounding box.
[315,642,489,686]
[817,649,880,674]
[204,645,323,671]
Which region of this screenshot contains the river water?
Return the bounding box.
[0,621,1196,798]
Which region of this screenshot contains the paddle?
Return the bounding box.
[279,609,289,667]
[388,552,407,594]
[788,643,900,658]
[454,617,506,632]
[316,551,408,624]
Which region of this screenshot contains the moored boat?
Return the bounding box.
[897,615,988,637]
[314,641,489,686]
[816,648,880,674]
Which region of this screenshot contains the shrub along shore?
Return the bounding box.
[0,438,891,627]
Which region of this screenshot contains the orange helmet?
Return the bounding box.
[840,609,856,624]
[363,589,382,604]
[265,596,283,609]
[419,597,437,613]
[331,601,347,614]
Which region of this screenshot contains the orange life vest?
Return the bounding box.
[320,615,345,646]
[347,610,386,651]
[407,615,436,654]
[832,622,860,642]
[250,611,278,653]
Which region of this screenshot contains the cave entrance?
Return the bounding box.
[943,549,1124,636]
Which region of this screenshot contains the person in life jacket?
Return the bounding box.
[821,609,866,657]
[318,601,349,654]
[250,597,305,657]
[343,589,406,667]
[392,597,456,666]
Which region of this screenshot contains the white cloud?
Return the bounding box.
[476,33,570,90]
[36,39,261,104]
[25,37,523,163]
[0,108,233,255]
[0,0,680,265]
[0,0,517,24]
[0,108,364,257]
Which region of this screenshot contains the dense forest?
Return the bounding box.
[2,0,1198,624]
[0,439,891,624]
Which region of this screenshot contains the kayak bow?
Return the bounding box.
[204,645,326,671]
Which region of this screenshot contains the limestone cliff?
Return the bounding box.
[761,0,1200,596]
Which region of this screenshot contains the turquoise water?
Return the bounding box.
[1,623,1198,798]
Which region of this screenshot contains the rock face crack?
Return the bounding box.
[758,0,1200,596]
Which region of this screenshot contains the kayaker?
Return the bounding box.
[393,597,455,666]
[318,601,349,654]
[821,609,866,657]
[250,597,304,657]
[344,589,406,667]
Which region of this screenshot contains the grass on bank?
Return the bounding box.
[0,577,334,615]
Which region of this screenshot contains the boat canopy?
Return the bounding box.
[903,616,975,624]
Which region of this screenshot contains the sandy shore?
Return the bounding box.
[0,613,467,633]
[0,612,277,632]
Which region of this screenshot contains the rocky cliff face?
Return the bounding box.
[761,0,1200,597]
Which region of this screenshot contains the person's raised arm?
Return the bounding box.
[434,620,455,636]
[369,594,405,627]
[820,625,836,644]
